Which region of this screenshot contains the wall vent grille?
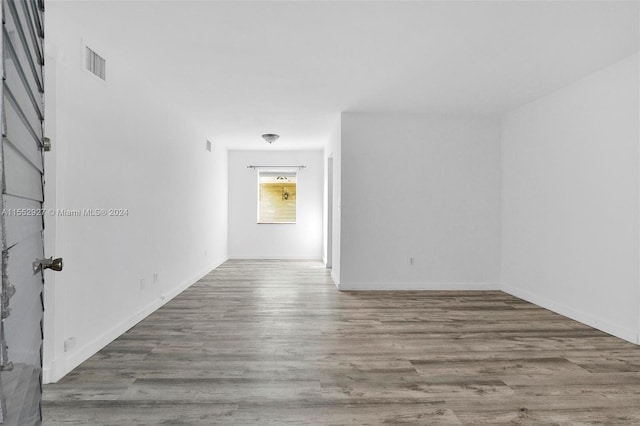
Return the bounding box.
[85,47,106,80]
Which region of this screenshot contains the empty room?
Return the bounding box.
[0,0,639,424]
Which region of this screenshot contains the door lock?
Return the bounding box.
[33,257,63,273]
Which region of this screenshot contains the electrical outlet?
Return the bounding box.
[153,273,159,284]
[204,249,208,257]
[409,257,415,265]
[64,337,76,352]
[140,278,146,290]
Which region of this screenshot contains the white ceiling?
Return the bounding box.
[53,1,639,149]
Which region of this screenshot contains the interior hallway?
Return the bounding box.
[43,260,640,424]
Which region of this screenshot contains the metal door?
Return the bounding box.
[0,0,46,425]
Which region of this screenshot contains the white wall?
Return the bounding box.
[501,54,640,344]
[228,150,324,259]
[43,9,228,382]
[339,113,501,290]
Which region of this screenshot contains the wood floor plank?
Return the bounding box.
[43,260,640,424]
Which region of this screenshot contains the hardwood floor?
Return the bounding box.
[43,260,640,425]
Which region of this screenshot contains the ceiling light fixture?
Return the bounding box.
[262,133,280,144]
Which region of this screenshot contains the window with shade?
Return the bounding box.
[258,171,297,223]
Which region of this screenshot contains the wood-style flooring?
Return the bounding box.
[43,260,640,425]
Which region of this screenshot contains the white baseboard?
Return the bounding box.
[502,284,639,345]
[228,255,323,260]
[330,270,340,289]
[42,364,55,385]
[338,281,500,291]
[43,256,228,384]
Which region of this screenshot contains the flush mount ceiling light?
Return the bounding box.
[262,133,280,144]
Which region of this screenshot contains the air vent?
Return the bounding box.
[85,46,106,80]
[206,140,212,152]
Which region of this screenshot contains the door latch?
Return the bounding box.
[33,257,63,273]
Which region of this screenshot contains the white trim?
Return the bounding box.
[325,157,334,269]
[42,363,56,385]
[637,46,640,349]
[338,281,500,291]
[43,256,227,383]
[228,255,322,260]
[331,270,340,289]
[502,284,639,345]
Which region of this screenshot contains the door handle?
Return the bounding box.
[33,257,63,273]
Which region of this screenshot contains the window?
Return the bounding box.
[258,171,296,223]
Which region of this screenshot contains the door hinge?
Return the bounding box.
[33,257,63,273]
[43,137,51,152]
